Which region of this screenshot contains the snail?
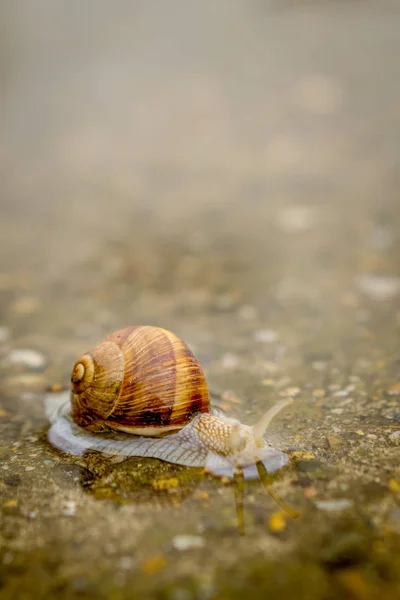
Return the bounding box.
[44,325,292,480]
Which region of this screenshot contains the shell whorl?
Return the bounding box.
[71,340,125,429]
[70,326,210,434]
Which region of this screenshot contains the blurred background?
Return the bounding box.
[0,2,399,598]
[1,1,399,364]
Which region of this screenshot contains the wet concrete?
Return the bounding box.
[0,2,399,598]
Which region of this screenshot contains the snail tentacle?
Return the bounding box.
[252,398,293,440]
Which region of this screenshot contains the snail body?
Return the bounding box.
[45,326,291,479]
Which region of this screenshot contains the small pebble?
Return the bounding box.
[221,353,239,370]
[61,500,76,517]
[332,389,349,398]
[254,329,278,343]
[8,348,46,370]
[119,556,134,570]
[20,392,36,401]
[331,408,344,415]
[345,384,357,393]
[338,398,354,407]
[315,499,353,512]
[172,535,205,551]
[355,274,400,300]
[25,466,35,471]
[355,430,365,436]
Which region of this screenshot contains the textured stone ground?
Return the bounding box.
[0,2,399,598]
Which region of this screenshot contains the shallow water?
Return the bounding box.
[1,2,400,598]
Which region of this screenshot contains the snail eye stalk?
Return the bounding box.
[252,398,293,440]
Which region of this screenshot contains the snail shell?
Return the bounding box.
[70,325,209,435]
[45,326,291,480]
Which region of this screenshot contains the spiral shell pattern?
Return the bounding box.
[70,326,210,434]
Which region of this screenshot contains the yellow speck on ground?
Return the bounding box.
[151,477,179,491]
[261,378,275,386]
[388,478,400,493]
[355,429,365,436]
[51,383,63,392]
[3,500,18,508]
[268,511,286,533]
[312,388,326,398]
[291,451,316,460]
[0,408,9,417]
[141,554,167,575]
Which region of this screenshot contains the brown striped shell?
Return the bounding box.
[70,326,210,435]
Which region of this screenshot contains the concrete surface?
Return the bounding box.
[0,2,399,598]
